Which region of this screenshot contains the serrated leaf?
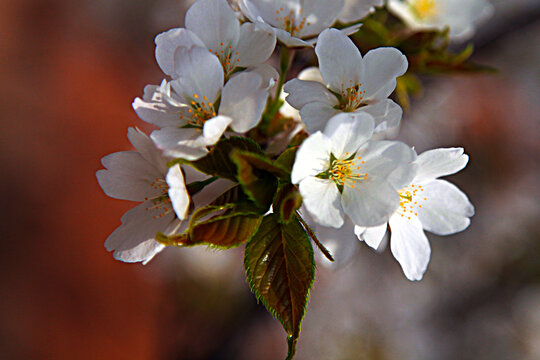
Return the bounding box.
[188,136,264,181]
[231,150,278,209]
[244,214,315,358]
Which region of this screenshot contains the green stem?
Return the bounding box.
[259,46,295,133]
[285,335,298,360]
[296,213,335,262]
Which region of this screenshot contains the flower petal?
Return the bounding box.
[172,46,224,103]
[414,147,470,183]
[417,179,474,235]
[389,213,431,281]
[155,28,205,78]
[284,79,338,110]
[132,87,186,129]
[299,101,340,134]
[316,28,364,93]
[127,127,170,174]
[357,140,416,183]
[355,222,387,250]
[338,0,383,23]
[312,217,360,269]
[236,22,277,67]
[97,152,162,202]
[201,115,233,145]
[105,202,180,263]
[362,47,408,101]
[219,72,268,133]
[185,0,240,53]
[291,131,331,183]
[151,127,208,161]
[324,112,374,159]
[166,164,190,220]
[299,177,344,228]
[341,176,400,227]
[358,99,403,133]
[299,0,345,37]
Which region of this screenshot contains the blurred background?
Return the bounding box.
[1,0,539,359]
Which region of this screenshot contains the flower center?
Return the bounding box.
[397,184,427,220]
[145,178,174,220]
[184,93,217,126]
[411,0,437,19]
[274,7,310,37]
[329,153,368,189]
[339,84,366,112]
[208,43,240,76]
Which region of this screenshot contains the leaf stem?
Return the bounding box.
[296,213,335,262]
[286,335,298,360]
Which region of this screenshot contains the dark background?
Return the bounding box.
[1,0,540,359]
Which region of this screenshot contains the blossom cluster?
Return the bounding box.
[97,0,490,355]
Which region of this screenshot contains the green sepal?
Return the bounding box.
[244,214,315,359]
[187,136,264,181]
[231,150,291,180]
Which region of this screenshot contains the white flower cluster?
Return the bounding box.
[97,0,481,281]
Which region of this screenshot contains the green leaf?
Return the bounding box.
[232,150,290,180]
[275,147,298,174]
[244,214,315,359]
[188,136,264,181]
[157,186,264,248]
[231,150,279,209]
[273,184,302,224]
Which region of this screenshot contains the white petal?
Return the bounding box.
[219,72,268,133]
[298,66,323,82]
[341,176,400,227]
[324,112,374,159]
[236,22,277,67]
[202,115,233,145]
[357,140,416,182]
[299,177,344,228]
[389,213,431,281]
[151,127,208,161]
[362,47,408,101]
[275,28,314,47]
[185,0,240,53]
[284,79,338,110]
[299,101,340,134]
[244,63,279,91]
[132,93,185,129]
[105,202,178,263]
[97,152,162,201]
[299,0,345,37]
[338,0,382,23]
[127,127,169,174]
[358,99,403,133]
[355,222,387,250]
[172,46,224,103]
[417,179,474,236]
[414,147,469,183]
[166,164,190,220]
[291,131,331,183]
[155,28,205,78]
[316,28,364,93]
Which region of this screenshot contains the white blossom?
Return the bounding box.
[284,28,407,134]
[156,0,276,77]
[238,0,359,47]
[291,112,417,228]
[338,0,384,24]
[387,0,494,42]
[133,45,269,160]
[96,128,189,264]
[355,148,475,280]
